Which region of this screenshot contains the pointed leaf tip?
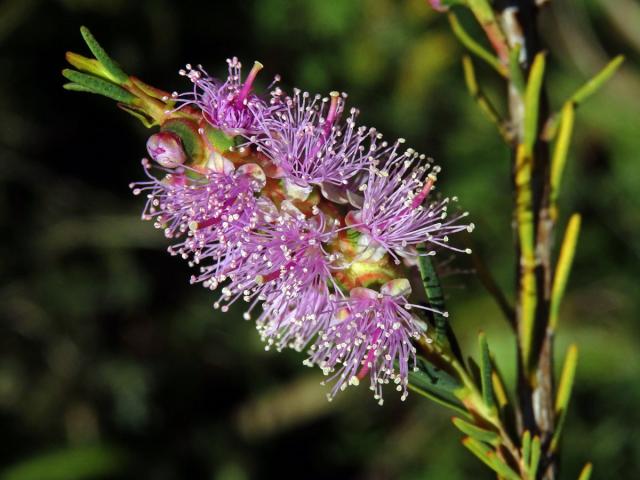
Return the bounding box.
[79,26,128,84]
[551,344,579,452]
[570,55,624,107]
[577,462,593,480]
[529,435,541,478]
[550,214,581,330]
[523,52,547,156]
[478,331,495,411]
[452,417,500,446]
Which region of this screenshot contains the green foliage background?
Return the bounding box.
[0,0,638,478]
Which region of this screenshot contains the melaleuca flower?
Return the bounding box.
[121,55,473,407]
[250,89,374,198]
[193,203,341,342]
[306,278,433,405]
[130,153,266,261]
[175,58,281,136]
[345,140,474,263]
[255,247,338,352]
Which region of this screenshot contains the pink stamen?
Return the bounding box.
[257,260,296,284]
[236,61,263,107]
[410,174,437,209]
[194,216,222,229]
[356,327,382,380]
[308,91,342,160]
[322,91,340,137]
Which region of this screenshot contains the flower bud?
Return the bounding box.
[146,131,186,167]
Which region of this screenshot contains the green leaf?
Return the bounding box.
[65,52,104,77]
[577,462,593,480]
[63,82,95,94]
[410,356,464,393]
[551,344,579,451]
[478,331,495,411]
[550,103,576,203]
[529,435,541,479]
[62,69,136,104]
[80,26,128,84]
[118,104,156,128]
[462,438,520,480]
[416,247,464,362]
[521,430,531,466]
[408,383,470,418]
[523,52,546,156]
[408,356,469,418]
[549,214,581,330]
[448,13,506,77]
[452,417,500,446]
[569,55,624,107]
[514,145,537,371]
[416,248,446,338]
[491,369,509,410]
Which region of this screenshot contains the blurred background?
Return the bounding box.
[1,0,639,478]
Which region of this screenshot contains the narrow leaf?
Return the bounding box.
[65,52,103,76]
[521,430,531,466]
[549,214,581,330]
[80,26,128,83]
[478,331,495,410]
[486,452,520,480]
[577,462,593,480]
[514,145,537,371]
[462,437,493,467]
[569,55,624,106]
[523,52,546,156]
[452,417,500,446]
[448,13,507,76]
[491,370,508,409]
[551,344,579,451]
[407,383,471,419]
[130,76,171,101]
[550,103,576,204]
[62,69,136,104]
[408,355,467,416]
[529,435,541,479]
[412,356,464,393]
[63,82,94,93]
[118,104,156,128]
[416,246,463,362]
[462,438,519,480]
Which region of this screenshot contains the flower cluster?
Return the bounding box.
[131,58,472,404]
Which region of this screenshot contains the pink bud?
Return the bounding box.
[146,132,186,167]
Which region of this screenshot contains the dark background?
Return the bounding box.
[1,0,639,479]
